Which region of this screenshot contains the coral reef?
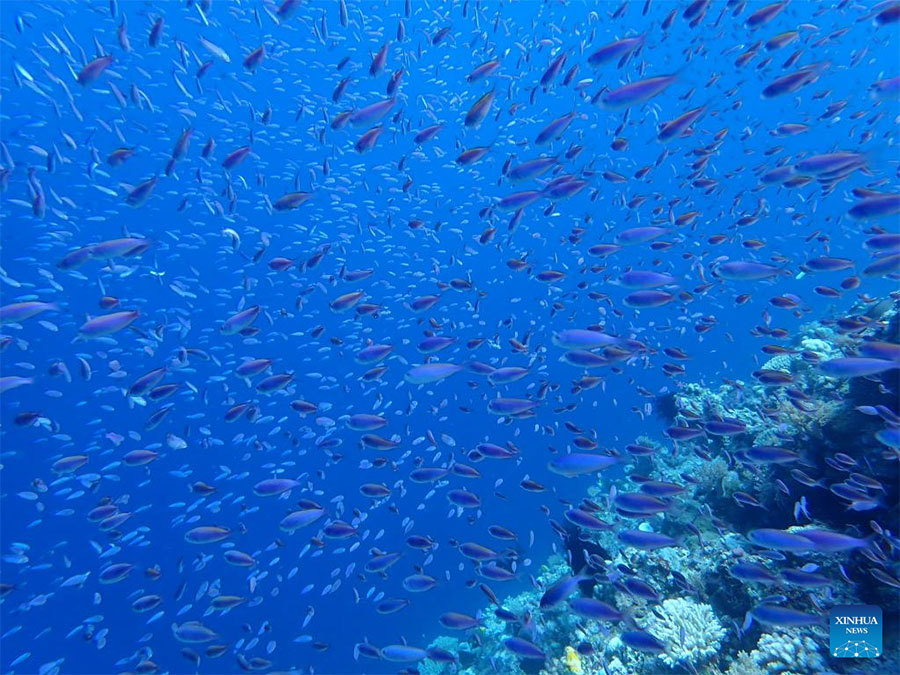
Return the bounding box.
[424,300,899,675]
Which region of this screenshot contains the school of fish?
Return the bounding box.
[0,0,899,673]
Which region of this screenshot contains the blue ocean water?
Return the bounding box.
[0,1,898,674]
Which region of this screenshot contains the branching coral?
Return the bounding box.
[640,597,726,669]
[724,649,764,675]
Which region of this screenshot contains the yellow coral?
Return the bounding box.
[564,646,583,675]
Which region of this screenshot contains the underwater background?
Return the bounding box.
[0,0,898,674]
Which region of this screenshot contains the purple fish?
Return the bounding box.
[587,35,644,67]
[369,43,389,76]
[355,126,384,154]
[564,508,612,530]
[365,551,402,573]
[859,342,900,361]
[795,151,864,176]
[381,645,426,662]
[601,74,678,109]
[540,51,567,88]
[356,344,393,363]
[588,243,623,258]
[465,90,495,127]
[279,508,326,532]
[624,290,675,308]
[409,467,449,483]
[272,192,312,211]
[714,260,782,281]
[747,528,814,552]
[0,376,34,394]
[616,226,669,245]
[539,573,588,609]
[614,492,671,516]
[535,112,576,145]
[805,256,854,272]
[619,270,676,289]
[148,17,164,47]
[869,76,900,99]
[665,426,704,440]
[447,489,481,509]
[77,55,114,86]
[456,146,491,165]
[798,529,870,552]
[569,597,623,621]
[332,76,351,102]
[222,146,252,170]
[864,253,900,277]
[503,637,545,659]
[221,305,261,335]
[127,367,167,397]
[414,124,443,144]
[91,237,151,259]
[439,612,480,630]
[0,301,59,325]
[488,398,538,416]
[617,530,680,550]
[350,98,395,127]
[659,105,708,142]
[323,520,358,538]
[820,357,899,378]
[548,453,619,477]
[184,526,231,544]
[620,630,666,654]
[750,604,824,627]
[256,373,294,394]
[639,481,685,497]
[79,310,140,338]
[553,329,619,350]
[731,562,778,584]
[405,363,463,384]
[543,176,588,199]
[762,64,822,98]
[488,367,529,385]
[780,569,831,588]
[848,194,900,220]
[125,176,158,207]
[508,156,558,182]
[746,1,787,28]
[745,446,800,464]
[498,190,543,211]
[467,59,501,83]
[704,419,747,436]
[459,542,500,561]
[253,478,300,497]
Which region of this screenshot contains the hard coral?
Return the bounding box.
[751,628,826,675]
[641,597,727,669]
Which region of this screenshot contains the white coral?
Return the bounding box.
[799,337,840,361]
[753,629,826,675]
[642,597,726,668]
